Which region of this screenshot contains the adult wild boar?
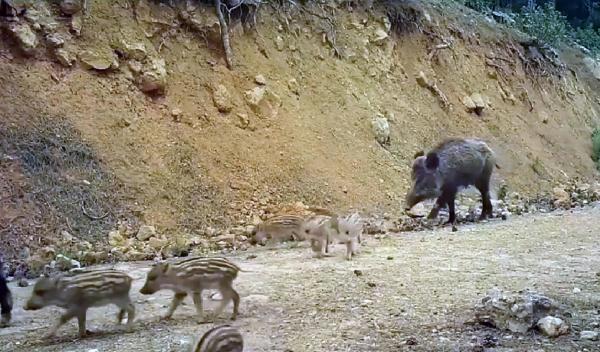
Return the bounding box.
[404,138,498,224]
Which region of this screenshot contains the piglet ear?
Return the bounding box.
[425,152,439,169]
[413,150,425,159]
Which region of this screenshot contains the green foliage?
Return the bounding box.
[515,3,572,46]
[592,128,600,170]
[575,25,600,56]
[462,0,495,12]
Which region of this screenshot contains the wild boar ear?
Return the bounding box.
[425,152,439,170]
[413,150,425,159]
[329,215,339,231]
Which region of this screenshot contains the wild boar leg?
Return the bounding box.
[212,284,239,320]
[476,181,493,220]
[117,309,126,324]
[351,238,360,255]
[76,310,87,337]
[320,237,328,257]
[125,302,135,329]
[192,292,204,319]
[163,292,187,320]
[0,289,11,327]
[345,241,354,261]
[427,197,446,219]
[46,309,77,337]
[445,190,457,225]
[229,287,240,320]
[116,297,135,329]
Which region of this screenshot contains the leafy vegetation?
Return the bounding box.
[455,0,600,56]
[592,128,600,170]
[574,24,600,55]
[514,3,571,45]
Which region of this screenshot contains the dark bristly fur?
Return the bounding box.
[405,138,497,225]
[0,261,12,327]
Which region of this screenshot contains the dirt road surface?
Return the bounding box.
[1,207,599,352]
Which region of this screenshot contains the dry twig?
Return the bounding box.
[427,42,452,61]
[81,200,110,221]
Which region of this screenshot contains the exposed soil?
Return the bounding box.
[1,1,600,349]
[1,0,600,267]
[2,207,599,352]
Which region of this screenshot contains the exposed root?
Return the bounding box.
[215,0,234,69]
[518,85,535,111]
[299,3,342,58]
[416,71,450,111]
[427,40,453,62]
[514,39,565,79]
[381,0,426,35]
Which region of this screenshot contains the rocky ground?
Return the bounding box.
[9,180,598,280]
[3,0,600,273]
[2,205,599,352]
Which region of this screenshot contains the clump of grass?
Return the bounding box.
[0,116,133,275]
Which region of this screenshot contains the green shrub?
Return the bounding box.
[515,3,572,46]
[575,25,600,56]
[463,0,495,12]
[592,128,600,170]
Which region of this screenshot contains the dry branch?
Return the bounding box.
[485,58,510,80]
[427,42,451,61]
[416,72,450,111]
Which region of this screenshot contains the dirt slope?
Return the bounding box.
[1,0,600,262]
[2,206,600,351]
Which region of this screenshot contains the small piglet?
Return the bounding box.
[253,215,305,245]
[302,215,334,258]
[0,263,12,327]
[23,269,135,338]
[192,324,244,352]
[330,213,364,260]
[303,213,364,260]
[140,257,242,322]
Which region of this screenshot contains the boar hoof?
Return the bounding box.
[79,329,93,338]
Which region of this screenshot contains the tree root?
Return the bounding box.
[215,0,234,69]
[299,3,342,58]
[416,71,450,111]
[427,41,452,62]
[518,85,534,112]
